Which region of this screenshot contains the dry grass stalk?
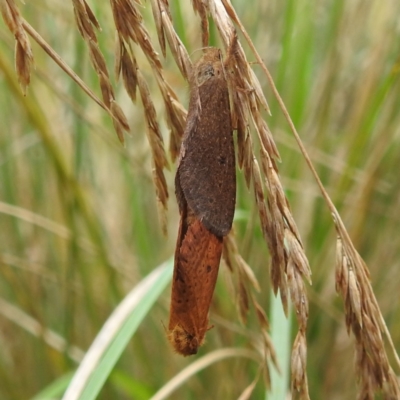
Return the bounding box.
[0,0,34,94]
[20,19,110,112]
[71,0,130,144]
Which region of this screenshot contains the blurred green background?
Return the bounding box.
[0,1,399,399]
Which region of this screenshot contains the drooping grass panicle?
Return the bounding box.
[334,215,400,399]
[111,0,194,231]
[206,0,312,396]
[71,0,130,144]
[222,231,279,377]
[213,0,400,398]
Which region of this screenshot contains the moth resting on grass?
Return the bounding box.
[168,48,236,356]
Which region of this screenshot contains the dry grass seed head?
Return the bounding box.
[335,237,350,299]
[222,233,259,322]
[137,71,169,170]
[386,372,400,399]
[252,297,269,330]
[110,100,130,131]
[222,233,276,367]
[120,42,139,103]
[284,229,311,283]
[83,0,100,30]
[72,0,99,42]
[15,40,33,93]
[334,218,400,396]
[111,0,140,42]
[164,93,187,161]
[287,259,308,328]
[222,232,259,290]
[71,0,130,142]
[1,0,34,94]
[191,0,210,48]
[348,268,362,328]
[238,280,250,324]
[250,158,265,221]
[149,0,167,57]
[213,9,310,325]
[111,0,162,71]
[291,331,307,392]
[1,0,18,33]
[226,41,252,92]
[242,134,253,187]
[89,40,110,78]
[207,5,313,395]
[110,100,129,144]
[248,67,270,114]
[136,70,169,227]
[252,113,280,163]
[209,0,235,47]
[112,0,188,169]
[99,71,114,108]
[224,30,304,319]
[153,171,168,235]
[232,106,246,167]
[158,0,192,80]
[220,25,307,328]
[110,0,193,228]
[153,74,187,161]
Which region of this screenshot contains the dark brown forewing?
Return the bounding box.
[168,215,222,356]
[178,48,236,237]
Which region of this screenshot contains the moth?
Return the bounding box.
[168,48,236,356]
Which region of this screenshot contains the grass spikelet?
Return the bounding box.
[1,0,33,94]
[71,0,130,142]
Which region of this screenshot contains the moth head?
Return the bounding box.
[168,324,205,356]
[194,48,225,86]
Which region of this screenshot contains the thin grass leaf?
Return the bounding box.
[31,372,75,400]
[62,260,173,400]
[268,291,291,400]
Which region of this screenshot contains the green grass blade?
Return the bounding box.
[31,372,75,400]
[62,259,173,400]
[267,292,292,400]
